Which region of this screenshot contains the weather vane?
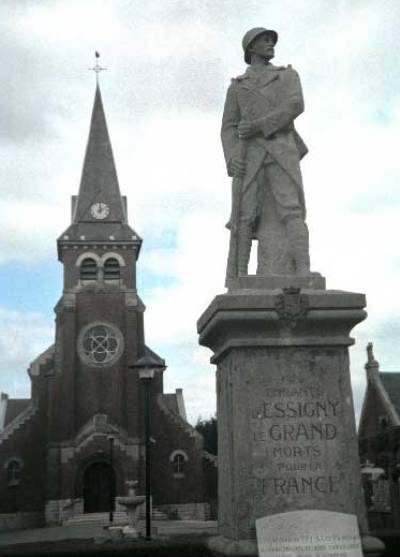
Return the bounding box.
[89,51,107,83]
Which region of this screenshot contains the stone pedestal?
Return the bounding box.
[198,284,383,556]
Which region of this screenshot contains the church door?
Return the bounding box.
[83,462,116,513]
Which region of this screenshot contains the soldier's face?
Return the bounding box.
[248,33,275,61]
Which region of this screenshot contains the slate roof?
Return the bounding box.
[58,84,141,257]
[4,399,30,427]
[139,345,166,368]
[379,372,400,419]
[161,394,180,416]
[75,84,125,224]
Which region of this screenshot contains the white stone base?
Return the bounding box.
[122,525,140,538]
[107,526,124,539]
[207,535,258,556]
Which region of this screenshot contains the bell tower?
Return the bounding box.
[50,83,151,440]
[44,84,166,521]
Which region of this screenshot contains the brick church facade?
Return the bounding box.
[0,85,217,530]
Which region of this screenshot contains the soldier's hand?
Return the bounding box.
[231,158,246,177]
[238,120,260,138]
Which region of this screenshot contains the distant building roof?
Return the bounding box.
[162,393,180,416]
[379,372,400,418]
[157,392,202,444]
[4,399,30,427]
[359,343,400,439]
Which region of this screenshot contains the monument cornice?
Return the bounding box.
[198,289,367,363]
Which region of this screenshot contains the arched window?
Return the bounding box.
[6,459,22,486]
[104,258,120,281]
[169,450,188,478]
[173,453,185,474]
[80,258,97,281]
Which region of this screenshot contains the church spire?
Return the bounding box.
[57,84,142,261]
[73,84,125,223]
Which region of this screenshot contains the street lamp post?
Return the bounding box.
[133,355,165,541]
[108,436,114,523]
[140,368,154,540]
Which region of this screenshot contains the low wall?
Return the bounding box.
[156,502,211,520]
[45,498,83,525]
[0,512,44,531]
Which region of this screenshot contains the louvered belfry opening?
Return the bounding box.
[80,258,97,281]
[104,258,120,281]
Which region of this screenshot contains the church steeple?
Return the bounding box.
[58,85,141,261]
[73,85,125,224]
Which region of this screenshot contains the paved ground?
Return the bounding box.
[0,520,218,556]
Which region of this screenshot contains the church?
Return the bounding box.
[0,84,217,531]
[358,343,400,531]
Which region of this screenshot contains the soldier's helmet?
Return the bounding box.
[242,27,278,64]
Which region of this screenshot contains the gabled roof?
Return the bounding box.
[359,343,400,435]
[162,394,180,416]
[157,393,203,444]
[4,399,30,427]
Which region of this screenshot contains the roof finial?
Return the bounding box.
[365,342,380,382]
[367,342,375,364]
[89,51,107,84]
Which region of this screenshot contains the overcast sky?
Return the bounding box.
[1,0,400,425]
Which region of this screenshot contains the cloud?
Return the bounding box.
[0,200,64,263]
[0,308,54,398]
[161,343,216,424]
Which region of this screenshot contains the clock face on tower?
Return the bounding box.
[90,202,110,220]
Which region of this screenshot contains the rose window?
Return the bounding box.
[78,322,123,367]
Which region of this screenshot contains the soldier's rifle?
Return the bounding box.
[225,137,248,286]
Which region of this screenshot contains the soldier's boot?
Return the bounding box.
[286,217,311,276]
[237,224,253,276]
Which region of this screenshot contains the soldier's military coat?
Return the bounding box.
[221,63,308,227]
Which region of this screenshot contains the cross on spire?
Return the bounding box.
[89,51,107,84]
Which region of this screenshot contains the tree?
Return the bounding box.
[195,415,217,455]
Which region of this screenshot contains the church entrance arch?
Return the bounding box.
[83,462,116,513]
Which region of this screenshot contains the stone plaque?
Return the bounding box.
[256,510,362,557]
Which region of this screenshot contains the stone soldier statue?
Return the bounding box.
[221,27,310,284]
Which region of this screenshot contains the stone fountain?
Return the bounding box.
[119,480,145,538]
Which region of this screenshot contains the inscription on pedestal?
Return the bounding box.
[251,386,342,497]
[237,349,356,519]
[256,510,362,557]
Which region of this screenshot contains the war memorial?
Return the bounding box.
[0,26,391,557]
[197,27,385,557]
